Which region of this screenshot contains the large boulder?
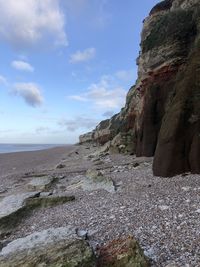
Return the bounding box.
[97,236,150,267]
[0,227,96,267]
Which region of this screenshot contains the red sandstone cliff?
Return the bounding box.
[80,0,200,177]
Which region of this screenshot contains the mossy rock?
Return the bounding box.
[0,195,75,236]
[143,8,197,53]
[0,228,96,267]
[97,236,150,267]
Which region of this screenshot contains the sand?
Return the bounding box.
[0,143,200,267]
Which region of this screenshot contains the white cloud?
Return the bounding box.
[69,95,87,102]
[0,0,67,50]
[35,126,49,134]
[0,75,7,85]
[59,117,97,132]
[69,75,126,110]
[13,82,43,107]
[11,60,34,72]
[69,48,96,63]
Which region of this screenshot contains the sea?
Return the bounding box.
[0,144,64,154]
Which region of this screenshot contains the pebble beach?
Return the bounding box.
[0,144,199,267]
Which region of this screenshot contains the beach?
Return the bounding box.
[0,144,200,267]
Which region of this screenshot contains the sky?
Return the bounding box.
[0,0,159,144]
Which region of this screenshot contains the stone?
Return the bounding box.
[56,163,66,169]
[79,0,200,177]
[86,169,105,183]
[79,131,94,144]
[158,205,170,211]
[0,193,75,235]
[0,192,40,220]
[0,192,40,235]
[82,169,115,193]
[0,227,96,267]
[96,236,150,267]
[26,195,75,209]
[165,264,179,267]
[27,176,55,191]
[75,228,88,239]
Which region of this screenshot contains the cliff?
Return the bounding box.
[80,0,200,177]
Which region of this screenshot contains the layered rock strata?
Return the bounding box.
[80,0,200,177]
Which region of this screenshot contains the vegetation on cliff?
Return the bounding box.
[80,0,200,177]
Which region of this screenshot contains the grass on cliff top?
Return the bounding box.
[143,9,197,53]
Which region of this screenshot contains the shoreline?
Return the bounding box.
[0,144,72,154]
[0,145,75,179]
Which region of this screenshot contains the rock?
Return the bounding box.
[39,191,53,197]
[82,169,115,193]
[0,192,40,220]
[86,169,105,183]
[27,176,55,191]
[133,162,140,168]
[66,169,115,193]
[0,193,75,235]
[79,0,200,177]
[26,195,75,209]
[165,264,179,267]
[88,141,111,159]
[153,42,200,176]
[94,160,104,166]
[0,192,40,234]
[97,236,150,267]
[0,227,96,267]
[158,205,170,211]
[79,131,94,144]
[75,228,88,240]
[56,163,66,169]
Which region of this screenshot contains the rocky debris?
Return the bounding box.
[0,227,96,267]
[65,168,115,193]
[75,228,89,240]
[0,192,39,235]
[164,264,179,267]
[87,142,111,159]
[86,169,106,182]
[0,192,39,219]
[39,191,53,197]
[0,192,75,235]
[79,131,94,144]
[56,163,66,169]
[83,169,115,193]
[26,195,75,209]
[96,236,150,267]
[26,176,55,191]
[1,147,200,266]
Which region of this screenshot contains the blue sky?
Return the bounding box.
[0,0,159,144]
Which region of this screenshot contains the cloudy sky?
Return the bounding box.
[0,0,158,144]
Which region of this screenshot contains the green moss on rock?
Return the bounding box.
[143,9,196,53]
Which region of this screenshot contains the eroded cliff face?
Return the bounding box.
[80,0,200,177]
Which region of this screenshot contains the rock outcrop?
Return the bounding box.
[96,236,150,267]
[80,0,200,177]
[0,227,96,267]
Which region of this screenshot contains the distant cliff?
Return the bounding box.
[80,0,200,177]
